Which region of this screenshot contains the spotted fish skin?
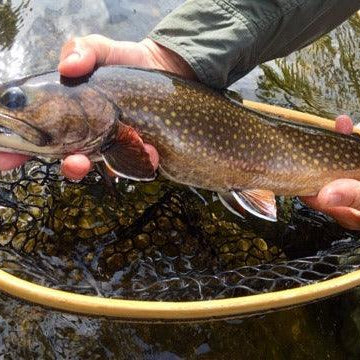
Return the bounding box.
[89,66,360,197]
[1,66,360,200]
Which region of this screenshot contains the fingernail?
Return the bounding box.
[325,192,343,207]
[63,52,81,63]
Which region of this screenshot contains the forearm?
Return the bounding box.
[149,0,360,89]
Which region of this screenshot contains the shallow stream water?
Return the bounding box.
[1,1,360,358]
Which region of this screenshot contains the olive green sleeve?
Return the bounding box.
[148,0,360,89]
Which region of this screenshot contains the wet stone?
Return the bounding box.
[0,207,16,223]
[142,220,156,233]
[219,253,235,264]
[78,215,98,230]
[106,253,125,270]
[247,256,262,266]
[25,196,47,208]
[234,251,247,262]
[126,249,141,263]
[237,239,251,252]
[152,232,167,246]
[134,201,147,212]
[220,244,230,254]
[12,233,27,250]
[23,238,36,253]
[94,225,113,236]
[64,217,78,230]
[0,227,15,246]
[116,239,133,253]
[133,233,150,250]
[253,237,268,251]
[172,217,186,232]
[28,206,42,219]
[204,224,217,234]
[77,229,94,239]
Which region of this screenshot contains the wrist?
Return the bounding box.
[141,38,197,81]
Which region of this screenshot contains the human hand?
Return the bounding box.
[0,35,196,179]
[58,35,195,180]
[301,115,360,230]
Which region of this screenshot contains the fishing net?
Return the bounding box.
[0,159,359,301]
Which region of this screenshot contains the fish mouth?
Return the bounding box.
[0,112,55,156]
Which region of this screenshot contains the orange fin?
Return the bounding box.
[101,124,156,181]
[232,189,277,222]
[218,192,245,219]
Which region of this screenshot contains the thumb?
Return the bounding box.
[58,35,146,78]
[58,36,99,77]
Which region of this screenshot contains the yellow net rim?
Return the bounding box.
[1,100,358,320]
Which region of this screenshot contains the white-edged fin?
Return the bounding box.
[101,124,156,181]
[102,152,156,181]
[218,192,245,219]
[231,189,277,222]
[189,186,208,205]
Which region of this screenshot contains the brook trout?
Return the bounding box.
[0,66,360,221]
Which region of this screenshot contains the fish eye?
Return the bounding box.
[0,87,27,109]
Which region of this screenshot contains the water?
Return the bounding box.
[1,0,360,358]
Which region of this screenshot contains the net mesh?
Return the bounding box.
[0,159,359,301]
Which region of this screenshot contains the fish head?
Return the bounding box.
[0,71,119,156]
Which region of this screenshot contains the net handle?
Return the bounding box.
[243,100,360,135]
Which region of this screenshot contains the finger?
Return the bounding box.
[144,143,159,170]
[335,115,353,135]
[303,179,360,210]
[319,206,360,231]
[0,153,30,170]
[61,154,91,180]
[58,37,97,77]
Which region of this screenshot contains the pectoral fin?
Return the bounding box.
[218,189,277,222]
[101,124,156,181]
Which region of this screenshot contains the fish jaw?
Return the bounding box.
[0,71,120,158]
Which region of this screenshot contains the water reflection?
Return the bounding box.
[254,13,360,122]
[0,0,183,81]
